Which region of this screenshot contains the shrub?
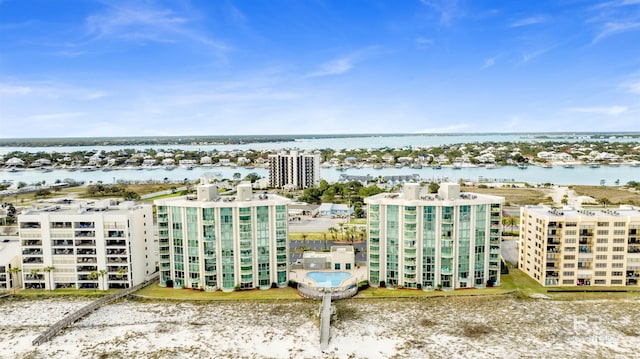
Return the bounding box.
[165,279,173,288]
[379,281,386,288]
[288,280,298,288]
[271,282,278,289]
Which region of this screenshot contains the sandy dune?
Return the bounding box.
[2,295,640,358]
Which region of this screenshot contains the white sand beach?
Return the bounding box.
[1,295,640,358]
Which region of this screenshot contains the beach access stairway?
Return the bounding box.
[320,291,331,352]
[31,272,159,346]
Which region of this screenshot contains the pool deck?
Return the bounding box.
[289,266,368,289]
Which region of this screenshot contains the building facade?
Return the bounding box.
[268,150,320,189]
[520,205,640,287]
[0,239,21,291]
[365,183,504,290]
[154,183,290,291]
[17,201,155,290]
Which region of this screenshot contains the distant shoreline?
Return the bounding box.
[1,131,640,147]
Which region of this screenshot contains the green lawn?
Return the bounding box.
[16,288,117,298]
[133,285,302,301]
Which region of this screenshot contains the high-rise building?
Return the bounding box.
[154,183,290,291]
[365,183,504,290]
[268,150,320,189]
[520,205,640,287]
[18,201,155,290]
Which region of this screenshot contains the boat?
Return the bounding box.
[563,163,575,169]
[589,163,600,168]
[517,163,528,169]
[373,163,383,169]
[541,163,552,169]
[410,163,422,169]
[432,164,442,170]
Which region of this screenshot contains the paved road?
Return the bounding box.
[288,216,350,232]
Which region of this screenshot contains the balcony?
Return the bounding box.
[106,249,127,255]
[21,240,42,246]
[75,240,95,247]
[77,257,97,264]
[106,240,126,247]
[76,248,97,255]
[22,249,43,255]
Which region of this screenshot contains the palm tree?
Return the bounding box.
[328,227,338,241]
[7,267,21,292]
[302,233,308,248]
[43,266,55,290]
[88,271,99,291]
[29,268,42,289]
[338,223,345,241]
[98,269,108,291]
[116,268,128,288]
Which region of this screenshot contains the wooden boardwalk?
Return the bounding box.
[31,272,159,346]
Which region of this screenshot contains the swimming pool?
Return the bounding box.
[306,271,352,288]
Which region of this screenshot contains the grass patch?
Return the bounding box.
[572,185,640,205]
[334,302,360,321]
[133,285,302,301]
[420,318,437,327]
[461,322,494,338]
[462,186,552,206]
[15,288,117,298]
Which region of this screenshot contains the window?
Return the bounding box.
[335,263,340,270]
[346,263,351,270]
[613,247,624,252]
[596,230,609,236]
[611,279,623,285]
[613,238,625,243]
[612,271,623,277]
[595,271,607,276]
[613,222,625,227]
[562,271,574,276]
[563,255,575,260]
[594,279,606,285]
[612,263,624,268]
[596,247,608,252]
[597,222,609,227]
[597,238,608,244]
[563,263,575,268]
[562,279,574,284]
[595,255,608,260]
[595,263,607,268]
[613,255,624,260]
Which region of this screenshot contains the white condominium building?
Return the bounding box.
[520,205,640,287]
[18,201,155,290]
[365,183,504,290]
[154,183,290,291]
[268,150,320,189]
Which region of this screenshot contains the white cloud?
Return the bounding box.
[510,16,547,28]
[306,58,354,78]
[567,106,628,116]
[306,47,379,78]
[419,0,460,26]
[482,56,498,69]
[593,21,640,43]
[0,84,31,95]
[84,3,228,51]
[28,112,87,121]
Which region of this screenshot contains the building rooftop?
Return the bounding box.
[523,205,640,220]
[19,200,144,216]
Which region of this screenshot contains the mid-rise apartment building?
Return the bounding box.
[365,183,504,290]
[268,150,320,189]
[18,201,155,290]
[154,183,290,291]
[0,239,21,291]
[520,205,640,287]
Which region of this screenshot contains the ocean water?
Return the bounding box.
[1,133,639,186]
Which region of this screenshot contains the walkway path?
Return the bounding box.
[32,272,159,346]
[319,291,331,352]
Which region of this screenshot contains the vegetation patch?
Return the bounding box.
[461,322,494,338]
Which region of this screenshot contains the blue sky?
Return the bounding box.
[1,0,639,138]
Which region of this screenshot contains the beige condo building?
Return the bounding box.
[520,205,640,286]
